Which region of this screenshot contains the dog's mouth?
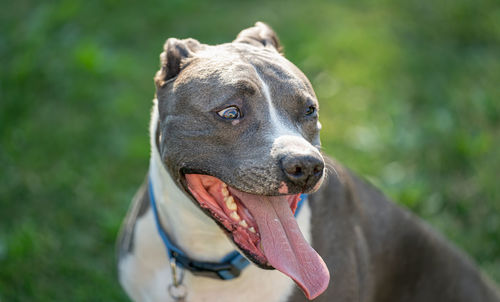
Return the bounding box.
[184,173,330,300]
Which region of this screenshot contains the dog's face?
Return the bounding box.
[154,23,329,299]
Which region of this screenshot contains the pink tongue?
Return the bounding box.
[235,192,330,300]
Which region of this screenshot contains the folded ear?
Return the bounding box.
[234,22,282,53]
[154,38,202,88]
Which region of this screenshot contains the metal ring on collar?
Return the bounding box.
[168,283,187,301]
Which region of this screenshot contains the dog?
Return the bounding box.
[116,22,500,302]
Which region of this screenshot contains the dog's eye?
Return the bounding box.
[217,106,242,120]
[305,105,317,116]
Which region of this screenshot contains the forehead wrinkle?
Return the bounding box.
[233,79,258,96]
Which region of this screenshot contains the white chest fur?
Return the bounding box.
[118,102,313,302]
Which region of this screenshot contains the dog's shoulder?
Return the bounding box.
[116,176,150,261]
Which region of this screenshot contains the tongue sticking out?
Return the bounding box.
[232,190,330,300]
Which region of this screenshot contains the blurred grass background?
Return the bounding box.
[1,0,499,300]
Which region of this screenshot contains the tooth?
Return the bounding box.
[221,187,229,197]
[230,211,240,221]
[239,220,248,228]
[249,227,256,233]
[222,183,227,188]
[225,196,237,210]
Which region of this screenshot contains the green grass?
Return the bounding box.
[1,0,499,300]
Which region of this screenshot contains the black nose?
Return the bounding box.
[280,155,324,190]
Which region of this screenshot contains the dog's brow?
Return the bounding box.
[233,80,257,95]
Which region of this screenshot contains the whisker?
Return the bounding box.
[321,151,340,181]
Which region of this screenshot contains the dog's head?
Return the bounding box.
[154,22,329,299]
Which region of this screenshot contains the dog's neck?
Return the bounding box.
[148,100,236,262]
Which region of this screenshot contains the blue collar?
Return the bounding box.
[148,177,308,280]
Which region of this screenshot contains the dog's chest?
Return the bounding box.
[118,201,313,302]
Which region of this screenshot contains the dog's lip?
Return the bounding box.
[178,171,302,259]
[179,172,302,265]
[182,173,269,265]
[179,169,274,269]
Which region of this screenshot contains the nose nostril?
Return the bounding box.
[285,165,303,177]
[294,166,302,176]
